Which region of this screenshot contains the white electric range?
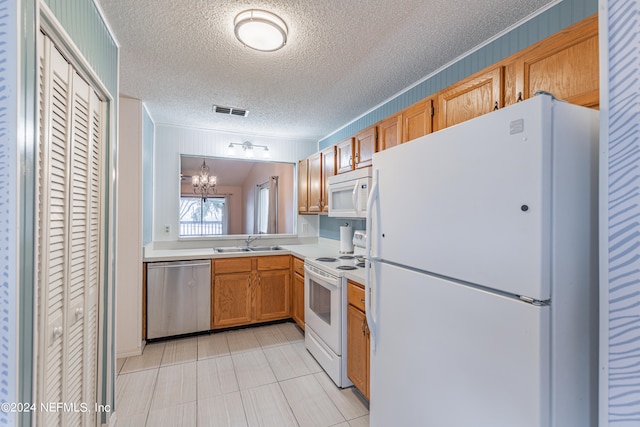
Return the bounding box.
[304,247,367,388]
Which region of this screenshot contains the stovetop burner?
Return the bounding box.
[316,257,338,262]
[336,265,358,270]
[356,262,365,268]
[339,255,355,260]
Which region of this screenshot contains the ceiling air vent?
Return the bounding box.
[213,105,249,117]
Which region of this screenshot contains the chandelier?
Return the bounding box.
[192,159,217,199]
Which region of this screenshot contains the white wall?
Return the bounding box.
[153,124,316,242]
[116,97,144,357]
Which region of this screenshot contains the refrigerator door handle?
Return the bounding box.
[365,169,380,350]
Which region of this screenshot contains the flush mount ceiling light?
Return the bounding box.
[234,9,288,52]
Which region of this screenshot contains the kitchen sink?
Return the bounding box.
[248,245,284,252]
[214,246,251,253]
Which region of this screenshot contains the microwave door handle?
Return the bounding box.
[352,181,358,214]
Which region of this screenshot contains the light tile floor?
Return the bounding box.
[115,322,369,427]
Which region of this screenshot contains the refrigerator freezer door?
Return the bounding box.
[371,95,559,300]
[370,263,550,427]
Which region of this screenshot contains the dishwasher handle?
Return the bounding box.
[147,260,211,269]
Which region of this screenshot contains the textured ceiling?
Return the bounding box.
[98,0,556,142]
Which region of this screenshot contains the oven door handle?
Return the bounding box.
[304,265,340,290]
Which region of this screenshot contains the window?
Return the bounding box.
[179,196,228,237]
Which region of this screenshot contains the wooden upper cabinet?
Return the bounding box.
[320,146,336,212]
[298,158,309,214]
[378,114,402,151]
[509,14,599,108]
[354,126,377,169]
[336,137,354,174]
[436,66,503,131]
[307,152,322,213]
[403,99,433,143]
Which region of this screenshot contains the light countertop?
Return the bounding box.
[143,240,365,284]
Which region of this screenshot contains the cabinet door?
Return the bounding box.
[437,66,503,131]
[307,153,322,213]
[256,269,291,321]
[292,272,305,330]
[518,16,599,108]
[213,272,253,327]
[378,114,402,151]
[320,146,336,213]
[347,304,369,399]
[336,138,354,174]
[298,158,309,213]
[403,99,433,143]
[354,126,377,169]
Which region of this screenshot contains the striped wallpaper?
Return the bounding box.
[319,0,598,150]
[0,0,17,425]
[604,0,640,423]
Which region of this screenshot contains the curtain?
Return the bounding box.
[255,176,278,234]
[267,176,278,234]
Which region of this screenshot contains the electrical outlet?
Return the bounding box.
[164,225,171,234]
[302,223,308,233]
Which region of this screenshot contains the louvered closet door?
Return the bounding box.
[37,32,105,427]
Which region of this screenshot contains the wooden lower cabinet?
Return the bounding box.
[213,271,253,327]
[256,269,291,321]
[212,255,291,329]
[292,257,305,330]
[142,262,147,340]
[347,281,370,399]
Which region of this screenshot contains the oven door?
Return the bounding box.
[304,265,342,355]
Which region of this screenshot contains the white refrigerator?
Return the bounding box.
[365,94,599,427]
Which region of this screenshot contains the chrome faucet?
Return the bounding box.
[244,235,261,247]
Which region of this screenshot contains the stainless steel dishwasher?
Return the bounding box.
[146,260,211,339]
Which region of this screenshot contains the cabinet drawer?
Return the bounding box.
[292,256,305,277]
[347,281,365,312]
[214,257,252,274]
[257,255,290,271]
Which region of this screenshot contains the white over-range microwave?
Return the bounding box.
[327,168,372,218]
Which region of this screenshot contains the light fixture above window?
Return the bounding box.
[227,141,271,159]
[192,159,217,200]
[234,9,288,52]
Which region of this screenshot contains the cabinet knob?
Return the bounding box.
[517,91,523,102]
[494,101,499,111]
